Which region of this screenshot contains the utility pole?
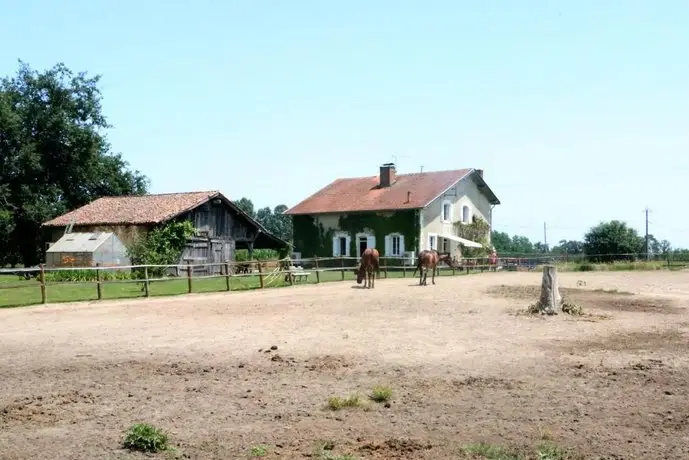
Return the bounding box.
[543,221,548,252]
[644,207,650,260]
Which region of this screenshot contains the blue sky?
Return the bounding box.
[2,1,688,247]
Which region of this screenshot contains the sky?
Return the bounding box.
[2,1,688,247]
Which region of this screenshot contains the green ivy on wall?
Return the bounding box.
[291,210,420,257]
[454,215,491,257]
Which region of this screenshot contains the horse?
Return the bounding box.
[356,248,380,288]
[412,249,456,285]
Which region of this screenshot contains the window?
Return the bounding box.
[385,233,405,256]
[428,233,437,251]
[332,232,351,257]
[462,205,471,223]
[442,237,449,253]
[442,200,452,222]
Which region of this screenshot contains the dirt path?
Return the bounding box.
[1,271,688,459]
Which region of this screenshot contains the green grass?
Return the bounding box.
[369,385,393,402]
[460,441,579,460]
[122,423,169,453]
[326,393,363,410]
[0,265,469,308]
[250,444,269,457]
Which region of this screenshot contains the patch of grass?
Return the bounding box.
[592,288,633,295]
[250,444,269,457]
[326,393,362,410]
[535,441,579,460]
[369,385,393,402]
[122,422,169,453]
[313,440,357,460]
[462,442,521,459]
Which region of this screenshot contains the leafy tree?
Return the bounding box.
[551,239,585,256]
[510,235,535,254]
[234,197,256,218]
[0,61,148,265]
[127,221,195,276]
[583,220,644,262]
[490,231,512,253]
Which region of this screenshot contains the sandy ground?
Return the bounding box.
[1,271,689,459]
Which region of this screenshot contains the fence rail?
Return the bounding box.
[1,253,687,308]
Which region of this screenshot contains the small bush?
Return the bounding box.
[122,422,169,453]
[327,394,362,410]
[44,268,132,283]
[370,386,392,402]
[250,444,269,457]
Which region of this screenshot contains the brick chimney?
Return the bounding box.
[379,163,396,188]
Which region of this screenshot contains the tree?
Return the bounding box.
[234,197,256,218]
[551,239,584,256]
[490,231,512,253]
[583,220,644,262]
[0,61,148,265]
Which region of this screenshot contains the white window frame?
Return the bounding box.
[441,199,453,223]
[355,232,376,259]
[332,231,351,257]
[428,232,438,251]
[462,205,471,223]
[385,232,405,257]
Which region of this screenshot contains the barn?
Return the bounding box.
[42,191,289,273]
[46,231,131,268]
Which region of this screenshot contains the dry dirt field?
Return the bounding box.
[1,271,689,459]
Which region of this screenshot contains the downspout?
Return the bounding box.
[489,205,495,245]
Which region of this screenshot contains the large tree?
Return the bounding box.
[234,197,292,242]
[583,220,644,262]
[0,61,148,265]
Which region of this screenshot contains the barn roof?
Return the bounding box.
[43,191,220,226]
[46,232,114,253]
[284,167,500,215]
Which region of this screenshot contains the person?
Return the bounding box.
[488,247,497,268]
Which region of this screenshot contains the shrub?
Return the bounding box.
[122,422,169,453]
[327,394,362,410]
[370,386,392,402]
[127,221,195,277]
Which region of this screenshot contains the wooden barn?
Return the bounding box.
[42,191,288,273]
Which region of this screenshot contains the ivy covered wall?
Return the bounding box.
[291,210,419,257]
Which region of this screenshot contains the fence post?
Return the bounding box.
[403,260,407,277]
[383,257,388,278]
[187,262,192,293]
[39,264,46,304]
[314,256,320,283]
[257,261,264,289]
[224,261,231,291]
[96,263,103,300]
[340,256,345,281]
[287,263,294,286]
[452,262,456,276]
[143,266,150,297]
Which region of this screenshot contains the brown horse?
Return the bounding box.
[356,248,380,288]
[412,249,455,285]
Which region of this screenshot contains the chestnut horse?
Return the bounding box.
[356,248,380,288]
[412,249,455,286]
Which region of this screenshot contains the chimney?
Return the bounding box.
[406,191,411,203]
[476,169,484,178]
[379,163,396,188]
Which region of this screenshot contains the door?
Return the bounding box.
[358,237,368,256]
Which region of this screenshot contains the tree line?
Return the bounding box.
[491,220,688,261]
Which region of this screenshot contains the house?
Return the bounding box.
[46,231,131,269]
[42,191,289,270]
[283,164,500,261]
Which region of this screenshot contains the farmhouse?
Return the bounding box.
[284,164,500,261]
[42,191,288,268]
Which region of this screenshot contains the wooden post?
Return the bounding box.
[288,264,294,286]
[383,257,388,278]
[224,261,231,291]
[535,265,562,315]
[340,257,345,281]
[96,263,102,300]
[143,266,150,297]
[257,261,264,289]
[314,256,320,283]
[403,262,406,277]
[39,264,46,304]
[187,262,192,293]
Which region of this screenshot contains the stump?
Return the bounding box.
[533,265,562,315]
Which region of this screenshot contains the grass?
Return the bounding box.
[313,440,357,460]
[554,260,670,272]
[122,422,169,453]
[250,444,269,457]
[461,441,579,460]
[326,393,363,410]
[369,385,393,402]
[0,265,472,308]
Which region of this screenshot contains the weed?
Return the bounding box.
[312,440,357,460]
[536,441,575,460]
[462,442,521,459]
[327,393,362,410]
[370,385,392,402]
[250,444,269,457]
[122,422,169,453]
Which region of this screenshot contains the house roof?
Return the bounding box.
[46,232,115,253]
[284,168,500,215]
[43,191,219,226]
[42,191,290,249]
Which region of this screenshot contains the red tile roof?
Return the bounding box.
[43,191,220,226]
[285,168,480,215]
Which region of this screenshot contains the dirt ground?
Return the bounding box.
[1,271,689,459]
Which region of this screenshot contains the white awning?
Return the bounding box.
[441,234,483,248]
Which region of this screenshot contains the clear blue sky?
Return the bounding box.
[2,1,688,247]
